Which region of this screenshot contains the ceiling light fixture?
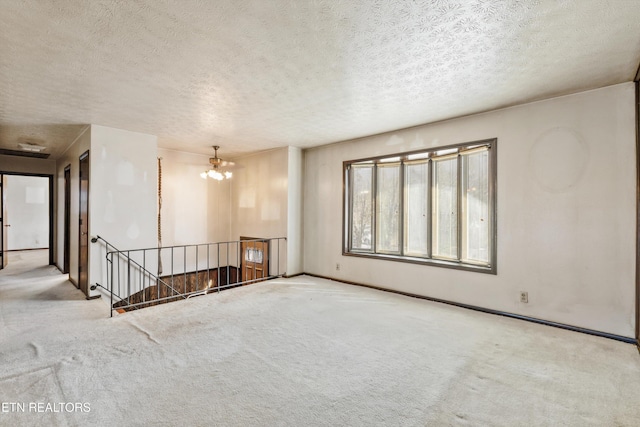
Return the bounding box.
[201,146,234,181]
[18,142,46,152]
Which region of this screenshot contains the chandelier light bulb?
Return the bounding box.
[201,169,232,180]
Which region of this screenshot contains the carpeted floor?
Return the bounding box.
[1,250,640,426]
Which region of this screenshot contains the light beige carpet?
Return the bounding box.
[1,250,639,426]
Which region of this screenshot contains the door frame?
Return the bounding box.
[0,174,5,269]
[635,78,639,350]
[78,151,90,297]
[0,171,54,267]
[63,165,71,274]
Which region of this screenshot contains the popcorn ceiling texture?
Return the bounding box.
[1,0,640,158]
[0,125,88,159]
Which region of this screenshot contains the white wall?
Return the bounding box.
[303,83,636,338]
[159,148,231,246]
[89,125,158,298]
[231,147,289,275]
[155,148,231,274]
[56,126,91,282]
[5,175,49,250]
[157,146,301,277]
[55,124,159,296]
[231,147,289,240]
[287,146,304,275]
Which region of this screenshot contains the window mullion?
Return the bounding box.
[489,145,497,269]
[399,161,405,256]
[372,163,377,254]
[346,166,352,251]
[427,158,432,259]
[456,153,462,262]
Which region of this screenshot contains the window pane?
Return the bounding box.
[350,165,373,250]
[404,161,428,256]
[376,164,400,253]
[432,157,458,259]
[462,149,490,264]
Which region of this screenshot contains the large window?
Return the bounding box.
[344,139,496,273]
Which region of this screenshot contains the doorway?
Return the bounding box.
[63,165,71,274]
[78,151,89,296]
[0,175,6,269]
[636,80,639,349]
[0,173,54,270]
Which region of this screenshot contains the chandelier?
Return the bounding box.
[200,146,233,181]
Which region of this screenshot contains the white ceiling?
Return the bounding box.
[1,0,640,160]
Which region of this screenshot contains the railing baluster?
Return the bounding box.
[196,245,199,292]
[142,250,146,304]
[157,248,160,302]
[127,251,131,306]
[110,252,114,317]
[171,247,174,296]
[118,251,121,306]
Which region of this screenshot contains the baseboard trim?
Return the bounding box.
[68,277,78,288]
[283,273,304,279]
[304,273,636,345]
[7,248,49,252]
[86,294,101,300]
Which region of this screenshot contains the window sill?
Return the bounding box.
[342,251,496,275]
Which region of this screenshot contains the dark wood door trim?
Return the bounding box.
[63,165,71,274]
[48,175,54,266]
[635,80,640,350]
[78,151,90,297]
[0,174,4,270]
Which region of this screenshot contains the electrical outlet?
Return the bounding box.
[520,291,528,303]
[336,263,340,271]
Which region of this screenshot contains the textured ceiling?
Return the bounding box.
[1,0,640,160]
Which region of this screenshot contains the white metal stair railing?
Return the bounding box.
[92,236,287,316]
